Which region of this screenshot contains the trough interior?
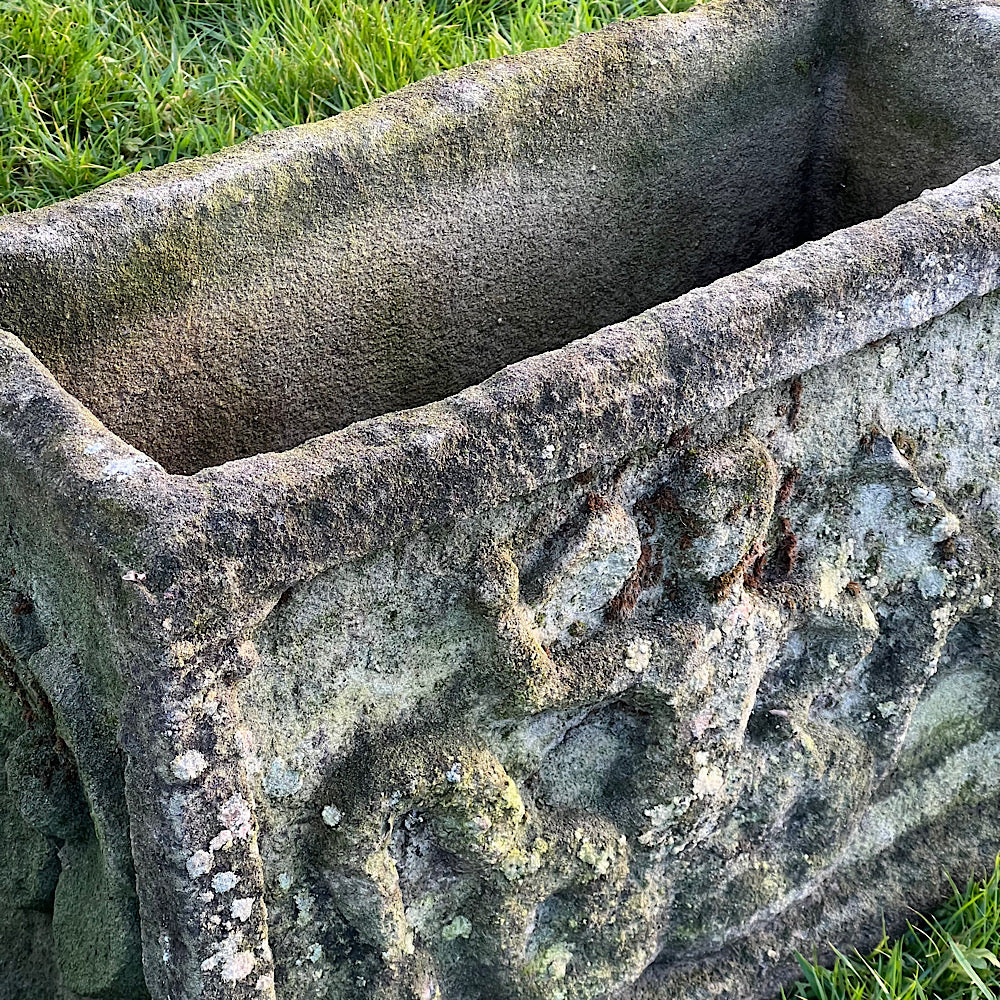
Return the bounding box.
[6,0,1000,475]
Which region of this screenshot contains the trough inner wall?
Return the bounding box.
[0,0,998,476]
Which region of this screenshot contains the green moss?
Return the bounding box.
[52,837,147,999]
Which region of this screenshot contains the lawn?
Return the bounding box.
[785,859,1000,1000]
[0,0,696,212]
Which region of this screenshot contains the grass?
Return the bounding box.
[785,858,1000,1000]
[0,0,698,213]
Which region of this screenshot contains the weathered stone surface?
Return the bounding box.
[0,1,1000,998]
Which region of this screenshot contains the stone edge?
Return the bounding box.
[184,162,1000,590]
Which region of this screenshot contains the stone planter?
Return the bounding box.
[1,0,1000,997]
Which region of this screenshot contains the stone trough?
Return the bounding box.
[2,0,1000,997]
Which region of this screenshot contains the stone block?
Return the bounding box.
[1,1,1000,997]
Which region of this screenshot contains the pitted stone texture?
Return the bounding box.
[649,434,778,587]
[226,294,1000,1000]
[631,293,1000,1000]
[527,497,641,644]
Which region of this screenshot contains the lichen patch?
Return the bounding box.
[171,749,208,782]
